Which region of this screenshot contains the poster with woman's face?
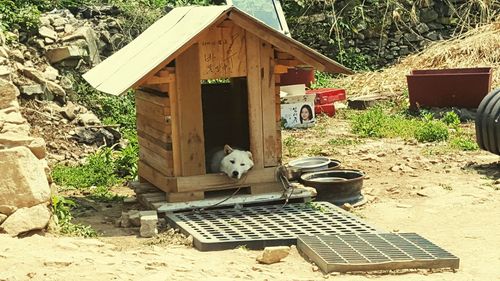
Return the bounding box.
[280,96,315,129]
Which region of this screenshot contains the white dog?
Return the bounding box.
[208,145,254,179]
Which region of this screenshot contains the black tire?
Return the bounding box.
[476,88,500,154]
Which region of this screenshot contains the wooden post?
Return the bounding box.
[245,32,264,169]
[171,44,206,176]
[260,42,278,167]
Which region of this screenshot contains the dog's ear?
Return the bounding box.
[224,144,233,155]
[247,151,253,160]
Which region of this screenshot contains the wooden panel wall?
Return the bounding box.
[136,89,174,192]
[198,22,247,80]
[172,43,206,176]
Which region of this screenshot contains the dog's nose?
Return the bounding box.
[232,171,239,178]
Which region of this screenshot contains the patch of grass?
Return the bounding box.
[349,107,419,139]
[52,147,121,190]
[310,71,335,89]
[89,186,124,202]
[414,120,449,142]
[327,138,361,147]
[306,145,323,156]
[283,136,300,157]
[449,135,479,151]
[52,195,97,238]
[350,107,454,143]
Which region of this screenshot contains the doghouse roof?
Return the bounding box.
[83,5,353,96]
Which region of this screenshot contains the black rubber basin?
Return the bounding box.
[300,169,365,205]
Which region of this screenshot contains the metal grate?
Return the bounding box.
[165,202,378,251]
[298,233,459,273]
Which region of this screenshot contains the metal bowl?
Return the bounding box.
[289,157,332,172]
[300,169,365,205]
[286,158,341,180]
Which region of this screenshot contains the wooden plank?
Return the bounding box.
[138,134,172,158]
[136,115,171,144]
[146,73,175,85]
[140,84,169,93]
[138,161,173,192]
[168,79,181,176]
[172,167,277,193]
[157,188,315,213]
[130,181,161,194]
[245,32,264,169]
[228,11,353,74]
[276,59,300,67]
[250,182,283,194]
[198,23,247,80]
[260,42,278,167]
[135,96,170,117]
[139,145,173,176]
[166,191,204,203]
[174,43,206,176]
[136,89,169,107]
[275,82,282,164]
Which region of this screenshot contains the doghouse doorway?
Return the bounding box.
[202,77,250,169]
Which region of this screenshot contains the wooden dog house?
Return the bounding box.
[84,5,352,203]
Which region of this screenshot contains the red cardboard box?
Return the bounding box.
[306,88,346,105]
[315,103,336,117]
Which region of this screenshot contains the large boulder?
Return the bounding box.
[0,204,51,236]
[0,147,51,212]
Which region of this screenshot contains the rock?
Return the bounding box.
[420,8,439,23]
[0,214,6,224]
[52,17,68,27]
[64,24,75,34]
[140,212,158,238]
[425,31,440,41]
[9,49,24,62]
[62,27,101,65]
[0,147,51,209]
[0,107,26,124]
[19,84,44,96]
[416,23,430,34]
[128,210,141,227]
[39,16,51,26]
[0,65,11,79]
[256,246,290,264]
[341,203,353,211]
[0,46,9,58]
[43,65,59,81]
[0,204,51,236]
[45,80,66,98]
[61,101,77,121]
[39,26,58,41]
[0,205,17,216]
[77,112,101,125]
[46,45,88,64]
[120,211,130,228]
[28,138,47,159]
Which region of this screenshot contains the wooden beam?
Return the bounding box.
[136,89,170,107]
[146,74,175,85]
[260,42,278,167]
[138,161,173,193]
[245,32,264,169]
[171,167,277,193]
[173,43,206,176]
[274,64,289,74]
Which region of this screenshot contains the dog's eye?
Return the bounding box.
[230,160,235,164]
[240,163,245,166]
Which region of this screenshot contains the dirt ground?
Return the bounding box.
[1,118,499,281]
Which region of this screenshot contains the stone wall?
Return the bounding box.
[286,0,481,68]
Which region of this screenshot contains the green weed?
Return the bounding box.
[449,135,479,151]
[328,138,361,147]
[283,136,300,157]
[414,120,449,142]
[52,147,121,190]
[52,195,97,238]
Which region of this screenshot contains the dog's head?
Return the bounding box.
[219,145,254,180]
